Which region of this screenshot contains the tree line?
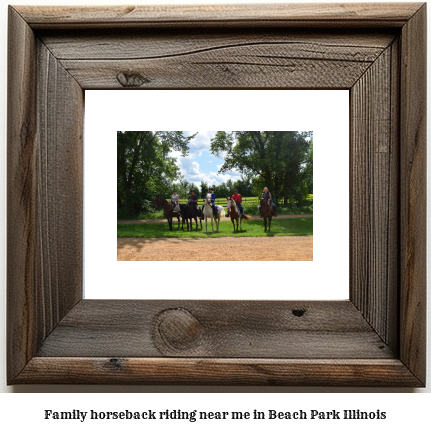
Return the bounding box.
[210,131,313,205]
[171,177,254,201]
[118,131,313,217]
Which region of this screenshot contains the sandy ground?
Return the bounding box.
[117,214,312,224]
[117,236,313,261]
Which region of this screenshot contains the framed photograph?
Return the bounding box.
[7,3,426,386]
[87,90,348,301]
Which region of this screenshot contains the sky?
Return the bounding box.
[169,131,242,186]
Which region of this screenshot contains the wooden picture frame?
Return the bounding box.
[7,3,426,386]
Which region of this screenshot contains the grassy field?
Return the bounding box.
[117,217,313,239]
[118,195,313,220]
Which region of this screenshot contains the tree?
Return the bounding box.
[251,175,266,198]
[190,183,200,198]
[215,182,229,198]
[200,180,209,198]
[210,131,274,189]
[226,179,234,192]
[118,131,196,217]
[270,132,312,205]
[174,178,192,199]
[233,175,253,197]
[304,137,313,194]
[210,131,312,204]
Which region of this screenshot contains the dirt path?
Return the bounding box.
[118,214,313,225]
[117,236,313,261]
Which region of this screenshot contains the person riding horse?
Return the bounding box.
[259,187,277,217]
[171,189,179,209]
[227,188,245,218]
[188,188,199,216]
[204,187,218,218]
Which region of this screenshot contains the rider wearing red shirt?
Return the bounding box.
[228,188,245,218]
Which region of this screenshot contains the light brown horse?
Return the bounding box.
[226,197,250,232]
[260,197,274,232]
[153,196,180,231]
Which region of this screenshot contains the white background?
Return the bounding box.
[85,90,349,300]
[0,0,429,426]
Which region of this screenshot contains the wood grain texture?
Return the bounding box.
[36,300,394,359]
[41,31,395,60]
[7,6,38,381]
[7,6,84,384]
[387,38,401,352]
[15,3,423,29]
[50,31,394,89]
[34,40,84,338]
[15,358,422,386]
[7,3,427,386]
[350,43,399,349]
[399,3,427,385]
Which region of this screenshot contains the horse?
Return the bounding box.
[153,196,181,231]
[260,197,275,232]
[226,197,250,232]
[179,200,202,231]
[202,193,225,233]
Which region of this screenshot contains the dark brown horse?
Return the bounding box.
[260,197,274,232]
[153,196,180,231]
[226,197,250,232]
[179,200,203,231]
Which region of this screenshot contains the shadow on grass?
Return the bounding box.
[118,218,313,241]
[202,230,229,236]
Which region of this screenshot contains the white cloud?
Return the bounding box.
[187,131,216,158]
[177,165,241,187]
[169,150,182,162]
[211,171,241,185]
[169,131,241,186]
[180,158,200,175]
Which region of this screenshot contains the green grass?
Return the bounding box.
[176,194,313,206]
[117,194,313,220]
[117,217,313,239]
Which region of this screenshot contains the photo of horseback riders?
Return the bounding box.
[118,131,313,261]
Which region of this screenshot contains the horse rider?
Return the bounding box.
[259,187,277,217]
[227,188,245,218]
[188,188,199,216]
[170,189,180,212]
[171,189,179,207]
[208,187,218,218]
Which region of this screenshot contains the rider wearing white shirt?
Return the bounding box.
[171,190,179,206]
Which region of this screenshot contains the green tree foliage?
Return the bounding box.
[215,182,229,198]
[304,138,313,194]
[233,175,253,197]
[172,178,191,199]
[190,183,200,198]
[251,176,266,198]
[173,180,201,198]
[210,131,312,204]
[117,131,196,216]
[200,180,209,198]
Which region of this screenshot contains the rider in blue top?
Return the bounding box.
[209,187,218,217]
[259,187,277,217]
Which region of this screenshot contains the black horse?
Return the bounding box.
[180,201,203,231]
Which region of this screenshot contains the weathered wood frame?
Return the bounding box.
[7,3,426,386]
